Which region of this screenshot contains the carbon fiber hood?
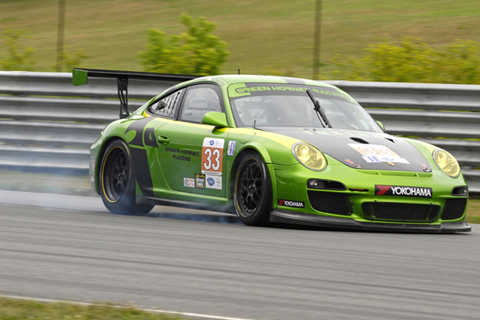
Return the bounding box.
[262,127,431,172]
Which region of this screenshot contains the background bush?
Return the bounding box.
[331,38,480,84]
[138,13,229,75]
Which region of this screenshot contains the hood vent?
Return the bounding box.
[350,137,369,144]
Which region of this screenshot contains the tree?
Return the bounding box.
[139,13,229,75]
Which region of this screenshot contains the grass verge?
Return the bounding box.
[0,297,183,320]
[2,0,480,78]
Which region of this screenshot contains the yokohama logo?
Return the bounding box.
[375,185,432,198]
[278,199,305,208]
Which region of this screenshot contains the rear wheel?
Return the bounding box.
[99,140,154,215]
[233,152,272,226]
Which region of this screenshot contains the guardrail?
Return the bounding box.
[0,71,479,193]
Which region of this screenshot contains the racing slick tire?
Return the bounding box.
[99,139,154,215]
[233,151,272,226]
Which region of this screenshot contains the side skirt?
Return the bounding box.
[137,195,234,214]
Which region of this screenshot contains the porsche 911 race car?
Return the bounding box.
[73,68,471,233]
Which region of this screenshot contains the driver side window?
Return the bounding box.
[148,89,184,118]
[179,85,222,123]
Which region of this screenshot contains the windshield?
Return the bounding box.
[228,83,383,133]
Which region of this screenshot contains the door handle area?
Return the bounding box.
[157,135,170,145]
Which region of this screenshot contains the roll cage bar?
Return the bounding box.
[72,68,198,119]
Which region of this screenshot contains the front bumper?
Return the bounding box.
[271,161,470,233]
[270,210,472,233]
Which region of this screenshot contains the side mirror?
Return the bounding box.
[202,112,229,128]
[376,120,386,132]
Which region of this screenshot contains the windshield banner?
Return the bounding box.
[228,82,355,103]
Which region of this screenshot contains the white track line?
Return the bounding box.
[0,294,254,320]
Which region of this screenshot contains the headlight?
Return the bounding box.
[293,143,327,171]
[433,149,460,178]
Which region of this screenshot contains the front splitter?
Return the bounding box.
[270,210,472,233]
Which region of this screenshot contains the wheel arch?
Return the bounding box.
[93,136,128,194]
[230,147,275,226]
[96,137,154,215]
[229,144,277,205]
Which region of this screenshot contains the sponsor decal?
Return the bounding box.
[205,175,222,190]
[233,86,349,98]
[165,147,200,157]
[165,148,200,162]
[362,155,381,163]
[183,178,195,188]
[227,140,236,156]
[278,199,305,208]
[173,155,191,161]
[195,173,205,189]
[202,138,224,175]
[375,185,432,198]
[227,83,355,102]
[349,144,410,164]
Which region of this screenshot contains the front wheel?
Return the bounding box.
[233,152,272,226]
[99,140,154,215]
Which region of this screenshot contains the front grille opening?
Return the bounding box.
[307,191,351,215]
[441,199,467,220]
[362,202,440,222]
[451,186,468,196]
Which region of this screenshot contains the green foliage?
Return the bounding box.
[139,13,229,75]
[331,38,480,84]
[0,29,35,71]
[55,48,89,72]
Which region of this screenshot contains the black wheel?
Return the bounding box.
[233,152,272,226]
[99,140,154,215]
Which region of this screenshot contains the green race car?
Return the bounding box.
[73,69,471,233]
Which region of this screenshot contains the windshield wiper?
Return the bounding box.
[306,89,332,128]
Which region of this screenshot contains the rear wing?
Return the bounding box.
[72,68,198,118]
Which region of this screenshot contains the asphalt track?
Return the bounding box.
[1,190,479,320]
